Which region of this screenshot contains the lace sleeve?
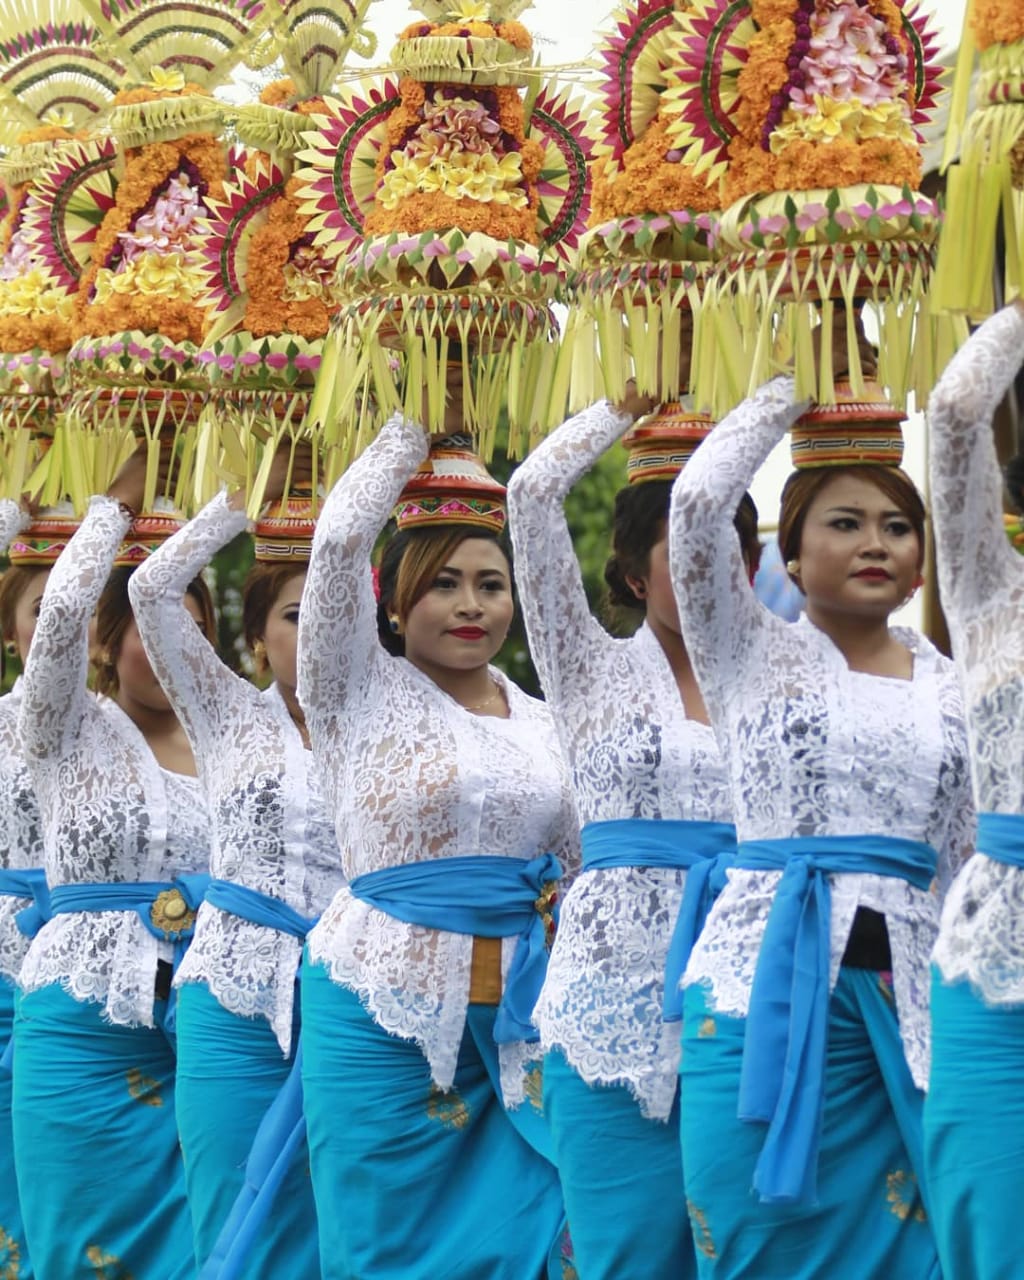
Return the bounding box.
[0,499,27,553]
[669,378,805,698]
[928,303,1024,621]
[298,415,428,730]
[18,495,131,761]
[127,491,251,760]
[508,401,634,707]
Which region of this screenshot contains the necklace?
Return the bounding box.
[461,677,504,714]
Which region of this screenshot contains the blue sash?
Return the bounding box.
[977,812,1024,869]
[205,879,318,940]
[349,852,562,1045]
[581,818,737,1021]
[734,834,937,1205]
[0,867,51,939]
[50,875,211,1031]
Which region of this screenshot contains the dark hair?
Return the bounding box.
[604,481,762,612]
[0,565,48,643]
[1005,454,1024,515]
[93,565,217,697]
[242,561,307,652]
[375,524,513,656]
[777,465,926,575]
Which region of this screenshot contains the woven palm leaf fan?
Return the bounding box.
[933,0,1024,319]
[59,0,277,522]
[567,0,721,415]
[0,1,123,503]
[666,0,961,414]
[195,0,378,515]
[293,0,592,463]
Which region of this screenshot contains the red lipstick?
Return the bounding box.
[448,626,487,640]
[853,568,892,580]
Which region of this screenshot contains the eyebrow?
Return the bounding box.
[438,565,507,578]
[823,506,907,518]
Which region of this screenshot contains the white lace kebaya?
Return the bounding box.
[128,492,345,1054]
[507,402,733,1121]
[17,496,211,1027]
[929,304,1024,1005]
[299,415,580,1108]
[669,378,975,1089]
[0,499,39,985]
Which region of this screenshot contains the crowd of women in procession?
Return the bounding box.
[0,300,1021,1280]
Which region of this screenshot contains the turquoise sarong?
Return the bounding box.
[544,1048,692,1280]
[734,834,936,1203]
[681,973,939,1279]
[11,981,193,1280]
[177,981,318,1280]
[924,810,1024,1280]
[581,818,735,1020]
[0,979,31,1278]
[301,952,569,1280]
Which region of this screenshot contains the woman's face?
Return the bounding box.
[797,472,921,621]
[115,594,206,710]
[627,531,681,636]
[400,538,514,676]
[8,568,50,665]
[260,570,305,694]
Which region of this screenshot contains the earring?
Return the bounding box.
[252,639,267,673]
[388,617,400,634]
[786,559,801,578]
[3,641,15,658]
[99,649,114,670]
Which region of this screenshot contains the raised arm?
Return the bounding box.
[128,491,250,759]
[298,414,428,730]
[669,377,805,700]
[928,302,1024,622]
[0,499,27,554]
[18,495,130,761]
[507,400,635,708]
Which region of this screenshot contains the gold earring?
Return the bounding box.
[3,641,15,658]
[786,559,801,578]
[99,649,114,669]
[388,617,401,634]
[252,639,267,672]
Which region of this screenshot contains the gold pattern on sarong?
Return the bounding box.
[426,1085,470,1130]
[86,1245,133,1279]
[525,1064,544,1113]
[698,1017,716,1038]
[885,1170,927,1223]
[150,888,196,937]
[534,881,559,948]
[0,1225,21,1279]
[126,1067,163,1107]
[877,974,896,1008]
[686,1201,717,1259]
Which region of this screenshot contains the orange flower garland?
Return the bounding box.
[74,133,225,345]
[244,177,332,339]
[972,0,1024,50]
[724,0,922,202]
[590,118,720,221]
[398,17,531,49]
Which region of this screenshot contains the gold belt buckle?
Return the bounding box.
[534,880,558,948]
[150,887,196,937]
[469,936,503,1005]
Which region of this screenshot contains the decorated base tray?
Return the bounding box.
[198,332,323,388]
[66,331,207,389]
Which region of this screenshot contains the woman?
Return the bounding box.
[0,497,39,1279]
[127,452,343,1277]
[668,376,974,1278]
[298,411,578,1280]
[12,446,214,1279]
[924,300,1024,1280]
[507,390,757,1279]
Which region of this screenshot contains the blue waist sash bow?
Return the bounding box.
[205,879,317,940]
[348,852,562,1045]
[977,812,1024,869]
[581,818,737,1021]
[0,867,51,939]
[49,875,211,1030]
[734,833,937,1206]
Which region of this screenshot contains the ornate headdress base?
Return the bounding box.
[623,403,713,484]
[253,493,318,563]
[8,506,79,567]
[393,435,506,533]
[790,382,906,470]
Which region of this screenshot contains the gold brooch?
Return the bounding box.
[534,881,558,948]
[150,888,196,937]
